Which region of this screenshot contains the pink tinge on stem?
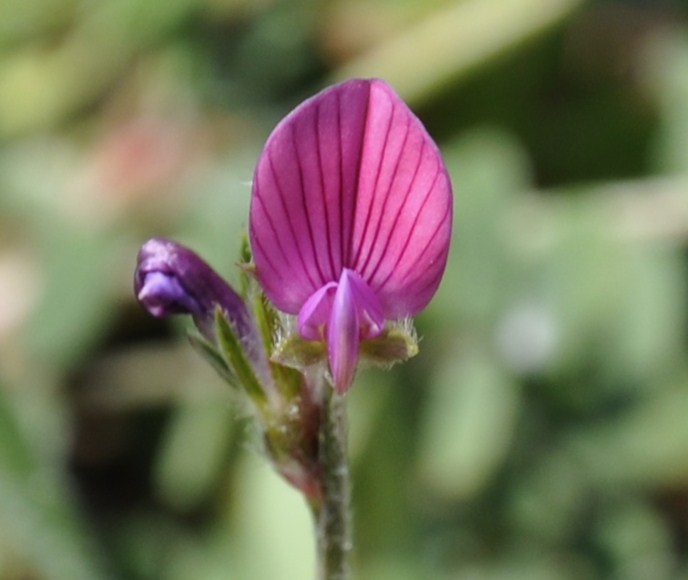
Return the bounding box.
[250,78,452,391]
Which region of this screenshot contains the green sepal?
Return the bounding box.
[272,334,327,370]
[214,307,267,406]
[253,291,279,355]
[239,231,252,265]
[269,328,323,397]
[237,233,254,297]
[187,330,238,387]
[360,324,419,367]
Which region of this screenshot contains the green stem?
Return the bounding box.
[315,389,351,580]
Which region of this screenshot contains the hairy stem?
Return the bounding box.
[314,389,351,580]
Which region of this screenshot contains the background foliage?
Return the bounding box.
[2,0,688,578]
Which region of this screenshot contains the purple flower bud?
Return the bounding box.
[137,271,202,317]
[134,238,251,341]
[250,78,453,392]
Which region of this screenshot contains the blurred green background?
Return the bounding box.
[2,0,688,578]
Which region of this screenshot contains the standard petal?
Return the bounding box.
[350,80,453,318]
[251,78,452,320]
[250,80,371,314]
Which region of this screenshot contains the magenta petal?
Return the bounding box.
[298,281,337,340]
[250,80,371,314]
[350,80,452,319]
[251,78,452,322]
[327,271,361,394]
[342,269,384,340]
[326,269,384,393]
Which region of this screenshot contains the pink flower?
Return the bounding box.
[250,79,453,393]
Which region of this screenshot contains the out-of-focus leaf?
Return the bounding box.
[113,513,190,580]
[0,471,107,580]
[175,157,257,282]
[155,391,236,510]
[508,452,593,543]
[431,128,531,329]
[532,198,686,389]
[345,370,395,464]
[0,0,199,136]
[454,550,595,580]
[361,557,428,580]
[565,384,688,487]
[647,31,688,174]
[333,0,586,103]
[0,391,107,580]
[225,0,321,101]
[0,386,34,477]
[418,349,519,501]
[603,246,686,385]
[0,0,78,45]
[23,225,114,369]
[226,452,314,579]
[595,500,674,580]
[538,204,630,374]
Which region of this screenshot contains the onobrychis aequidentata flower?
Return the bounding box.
[249,78,453,393]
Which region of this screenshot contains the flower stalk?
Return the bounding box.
[314,386,351,580]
